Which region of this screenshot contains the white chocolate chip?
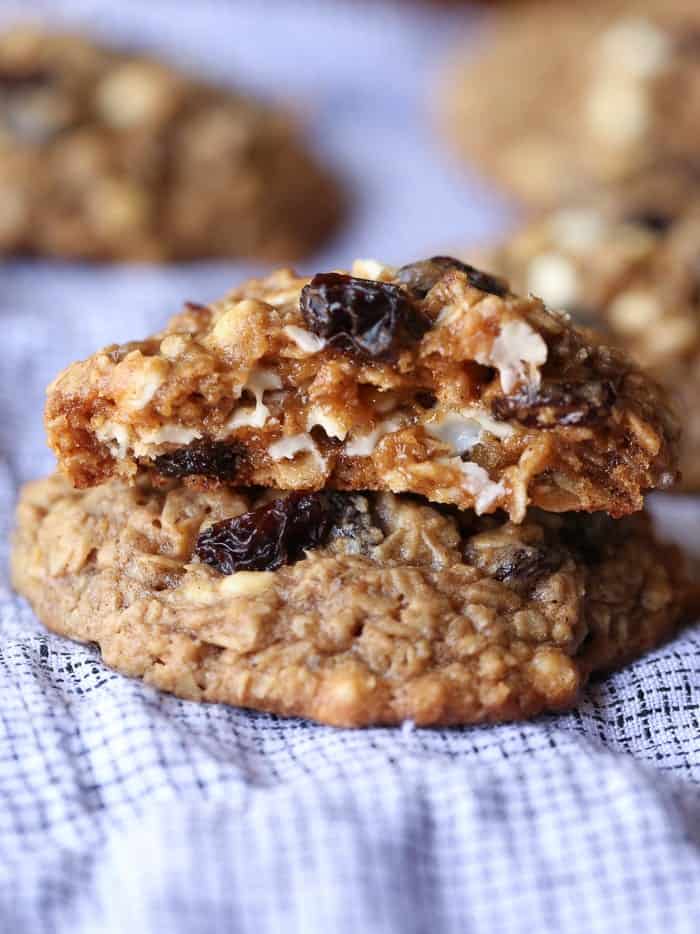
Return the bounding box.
[426,408,515,454]
[96,62,177,128]
[227,407,265,430]
[95,420,131,458]
[598,17,672,78]
[345,416,404,457]
[228,368,282,430]
[283,325,326,354]
[246,368,281,395]
[527,253,580,308]
[269,433,323,465]
[488,321,548,394]
[608,290,661,333]
[471,410,515,439]
[439,457,505,514]
[138,425,202,446]
[306,406,348,440]
[426,413,481,453]
[586,77,650,145]
[424,408,514,454]
[550,209,605,253]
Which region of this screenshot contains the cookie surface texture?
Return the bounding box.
[12,474,686,727]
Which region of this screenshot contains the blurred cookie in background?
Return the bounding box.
[476,162,700,489]
[443,1,700,205]
[0,26,343,262]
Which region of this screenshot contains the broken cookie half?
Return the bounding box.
[45,257,679,522]
[11,474,687,727]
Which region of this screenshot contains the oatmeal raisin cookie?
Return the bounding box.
[11,473,687,727]
[443,2,700,204]
[0,25,341,261]
[45,258,679,521]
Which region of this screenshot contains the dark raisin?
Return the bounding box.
[684,252,700,308]
[396,256,508,299]
[558,513,618,565]
[195,491,340,574]
[463,541,565,595]
[624,211,675,234]
[300,272,431,360]
[327,493,385,554]
[414,390,437,409]
[154,440,243,480]
[491,380,617,428]
[0,67,53,91]
[676,28,700,57]
[0,68,63,143]
[491,546,564,587]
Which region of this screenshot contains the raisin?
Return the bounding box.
[195,491,341,574]
[490,546,564,588]
[300,272,430,360]
[491,380,617,428]
[624,211,675,234]
[676,28,700,57]
[329,493,386,552]
[154,440,243,480]
[0,68,53,91]
[558,513,617,565]
[414,390,437,409]
[465,542,565,594]
[0,68,61,142]
[397,256,508,299]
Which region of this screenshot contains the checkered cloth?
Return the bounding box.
[1,2,700,932]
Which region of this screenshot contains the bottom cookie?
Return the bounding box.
[12,474,687,727]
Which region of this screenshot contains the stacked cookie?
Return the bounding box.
[12,257,688,726]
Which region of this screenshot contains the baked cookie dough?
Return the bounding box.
[0,26,341,261]
[45,257,679,521]
[444,2,700,204]
[479,165,700,488]
[11,473,687,727]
